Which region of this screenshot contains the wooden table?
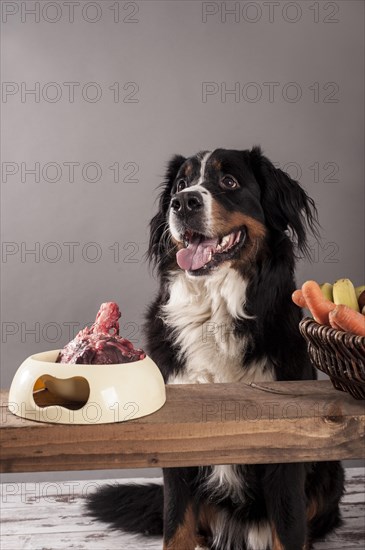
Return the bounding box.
[1,380,364,473]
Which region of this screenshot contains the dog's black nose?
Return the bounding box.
[171,192,203,214]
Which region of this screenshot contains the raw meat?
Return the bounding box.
[56,302,145,364]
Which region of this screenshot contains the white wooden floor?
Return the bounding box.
[1,468,364,549]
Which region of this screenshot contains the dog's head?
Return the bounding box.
[149,147,318,276]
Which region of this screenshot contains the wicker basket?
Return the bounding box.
[299,317,365,400]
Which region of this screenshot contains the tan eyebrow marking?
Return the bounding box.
[184,162,193,177]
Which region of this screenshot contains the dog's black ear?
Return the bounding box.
[147,155,186,269]
[249,146,319,258]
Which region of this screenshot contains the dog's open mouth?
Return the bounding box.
[176,228,246,274]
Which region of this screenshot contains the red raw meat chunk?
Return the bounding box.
[56,302,146,364]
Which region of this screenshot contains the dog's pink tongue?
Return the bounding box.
[176,236,218,271]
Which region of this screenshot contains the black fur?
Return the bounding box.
[86,147,344,549]
[249,146,320,260]
[86,482,164,535]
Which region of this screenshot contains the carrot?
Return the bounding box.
[292,289,307,308]
[330,305,365,337]
[301,280,335,325]
[328,310,344,331]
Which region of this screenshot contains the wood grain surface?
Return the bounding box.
[1,380,364,473]
[1,469,364,549]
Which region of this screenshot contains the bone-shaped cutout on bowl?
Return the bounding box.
[33,375,90,410]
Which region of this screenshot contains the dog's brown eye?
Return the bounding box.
[221,175,238,190]
[177,179,188,192]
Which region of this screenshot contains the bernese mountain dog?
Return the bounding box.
[87,147,345,550]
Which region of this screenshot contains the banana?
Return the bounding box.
[319,282,333,302]
[333,278,360,312]
[355,285,365,300]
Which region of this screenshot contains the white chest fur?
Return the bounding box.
[161,267,274,540]
[161,267,274,385]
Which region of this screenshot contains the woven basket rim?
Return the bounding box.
[299,316,365,399]
[300,316,365,346]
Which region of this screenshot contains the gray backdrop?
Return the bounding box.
[1,0,364,482]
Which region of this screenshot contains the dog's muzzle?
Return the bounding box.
[171,191,203,217]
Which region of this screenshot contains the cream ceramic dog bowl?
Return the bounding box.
[8,350,166,424]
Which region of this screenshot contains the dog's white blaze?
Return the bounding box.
[178,151,211,192]
[197,151,212,185]
[169,152,214,241]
